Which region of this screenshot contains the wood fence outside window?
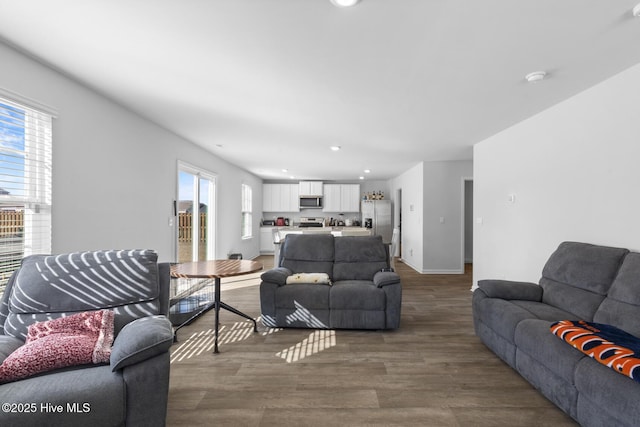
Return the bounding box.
[0,210,23,237]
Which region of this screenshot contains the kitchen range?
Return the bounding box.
[298,217,324,228]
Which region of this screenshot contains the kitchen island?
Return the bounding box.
[261,226,372,259]
[274,226,371,265]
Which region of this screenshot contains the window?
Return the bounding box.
[0,96,53,294]
[241,184,252,239]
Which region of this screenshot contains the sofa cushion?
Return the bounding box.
[4,250,161,339]
[473,295,573,345]
[595,252,640,337]
[280,234,335,278]
[275,283,330,310]
[331,280,385,310]
[333,236,388,281]
[540,242,628,319]
[515,319,586,384]
[0,310,114,384]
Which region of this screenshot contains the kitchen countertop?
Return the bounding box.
[261,226,368,231]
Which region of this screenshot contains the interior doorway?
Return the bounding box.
[462,178,473,268]
[396,188,402,259]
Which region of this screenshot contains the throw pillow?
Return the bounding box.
[286,273,331,285]
[0,309,115,384]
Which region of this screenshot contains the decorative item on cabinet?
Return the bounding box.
[363,191,385,201]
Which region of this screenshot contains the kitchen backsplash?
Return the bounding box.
[261,211,362,226]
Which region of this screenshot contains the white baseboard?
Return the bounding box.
[423,269,464,274]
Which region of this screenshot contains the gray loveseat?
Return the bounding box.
[473,241,640,427]
[0,250,173,427]
[260,234,401,330]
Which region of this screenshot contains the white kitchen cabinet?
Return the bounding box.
[263,184,275,212]
[341,184,361,212]
[322,184,342,212]
[263,184,299,212]
[299,181,323,196]
[260,227,275,253]
[323,184,360,212]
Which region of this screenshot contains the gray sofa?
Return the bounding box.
[473,241,640,427]
[0,250,173,427]
[260,234,401,330]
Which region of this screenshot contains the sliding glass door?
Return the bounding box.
[177,163,216,263]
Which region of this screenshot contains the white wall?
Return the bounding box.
[422,160,473,273]
[390,162,424,272]
[0,42,262,262]
[473,62,640,289]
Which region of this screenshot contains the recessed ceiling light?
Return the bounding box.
[330,146,341,151]
[525,71,547,83]
[282,169,288,173]
[330,0,360,7]
[359,176,365,180]
[633,3,640,17]
[364,169,371,174]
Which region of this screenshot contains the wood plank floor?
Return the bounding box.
[166,256,577,427]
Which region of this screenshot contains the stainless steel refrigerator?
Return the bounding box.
[361,200,392,243]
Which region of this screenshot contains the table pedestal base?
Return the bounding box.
[172,277,258,353]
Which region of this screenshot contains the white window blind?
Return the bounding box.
[241,184,252,239]
[0,96,52,294]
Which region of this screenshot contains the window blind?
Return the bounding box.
[0,96,53,294]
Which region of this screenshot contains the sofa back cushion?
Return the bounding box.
[2,250,162,340]
[594,252,640,337]
[333,235,389,281]
[279,234,335,278]
[540,241,628,320]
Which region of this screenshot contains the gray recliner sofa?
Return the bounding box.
[260,234,401,330]
[0,250,173,427]
[473,241,640,427]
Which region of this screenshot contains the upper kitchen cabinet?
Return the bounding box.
[263,184,300,212]
[323,184,360,212]
[299,181,323,196]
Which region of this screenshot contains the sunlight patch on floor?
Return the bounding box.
[170,320,257,363]
[276,329,336,363]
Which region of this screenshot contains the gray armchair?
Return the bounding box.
[0,250,173,426]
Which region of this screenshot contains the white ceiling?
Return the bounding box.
[1,1,640,181]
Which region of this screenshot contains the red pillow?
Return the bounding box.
[0,309,114,384]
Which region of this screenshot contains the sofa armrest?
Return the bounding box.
[260,267,293,286]
[110,315,173,372]
[476,279,542,301]
[373,271,401,288]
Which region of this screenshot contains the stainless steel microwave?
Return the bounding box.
[299,196,323,209]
